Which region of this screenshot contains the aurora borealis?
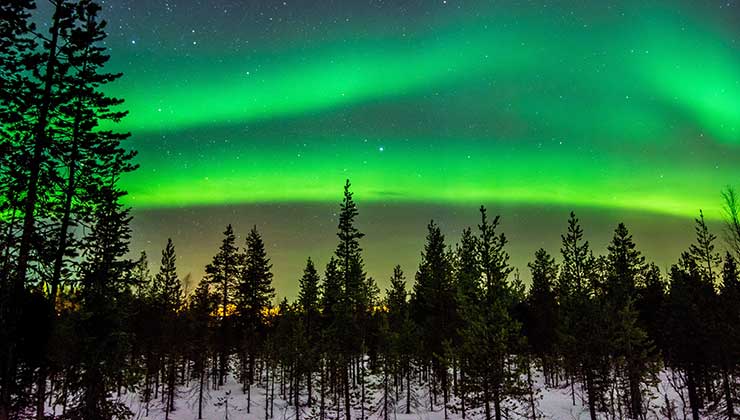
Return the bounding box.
[70,0,740,295]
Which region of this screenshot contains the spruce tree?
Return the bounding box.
[298,257,321,406]
[455,227,481,307]
[472,207,523,420]
[411,220,455,409]
[558,212,604,420]
[205,224,241,386]
[689,210,721,286]
[385,265,407,332]
[721,186,740,259]
[154,238,181,313]
[719,253,740,419]
[605,223,655,419]
[153,238,182,417]
[238,225,274,410]
[333,180,372,420]
[525,248,559,382]
[187,281,217,420]
[68,184,134,420]
[664,214,721,420]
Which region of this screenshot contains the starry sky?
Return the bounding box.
[51,0,740,296]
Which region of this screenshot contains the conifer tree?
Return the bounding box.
[690,210,721,286]
[525,248,559,382]
[558,212,604,420]
[455,227,481,308]
[470,207,523,420]
[452,228,481,418]
[67,184,135,420]
[0,3,66,416]
[333,180,372,420]
[238,225,275,408]
[411,221,455,410]
[154,238,181,313]
[605,223,655,419]
[635,263,665,351]
[386,266,407,332]
[187,281,217,420]
[665,255,714,420]
[152,238,182,418]
[719,253,740,419]
[205,224,241,386]
[664,213,721,420]
[298,257,321,406]
[721,186,740,259]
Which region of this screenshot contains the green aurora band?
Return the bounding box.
[106,1,740,219]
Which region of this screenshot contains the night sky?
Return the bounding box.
[50,0,740,296]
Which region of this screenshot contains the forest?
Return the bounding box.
[2,1,740,420]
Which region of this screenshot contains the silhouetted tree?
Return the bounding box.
[525,248,559,383]
[205,224,240,386]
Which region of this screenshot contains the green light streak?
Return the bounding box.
[106,1,740,218]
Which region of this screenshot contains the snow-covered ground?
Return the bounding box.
[45,370,699,419]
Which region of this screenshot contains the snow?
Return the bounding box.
[45,369,703,419]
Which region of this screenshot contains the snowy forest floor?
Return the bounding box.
[43,368,709,420]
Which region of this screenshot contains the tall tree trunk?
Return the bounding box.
[406,363,411,415]
[687,369,700,420]
[344,363,352,420]
[723,362,734,420]
[320,360,325,420]
[295,365,301,420]
[383,363,389,420]
[586,369,598,420]
[493,381,502,420]
[3,8,63,420]
[360,359,365,420]
[461,368,466,419]
[264,360,270,420]
[198,360,205,420]
[528,361,537,420]
[629,370,642,420]
[484,377,491,420]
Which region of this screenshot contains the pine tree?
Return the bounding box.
[719,253,740,419]
[238,226,275,411]
[558,212,605,420]
[689,210,721,287]
[386,266,407,332]
[606,223,644,303]
[152,238,182,418]
[471,207,524,420]
[333,180,372,420]
[67,184,135,419]
[665,255,715,420]
[239,226,275,327]
[336,180,365,310]
[298,257,321,407]
[455,227,481,307]
[411,220,455,410]
[721,186,740,260]
[605,223,657,419]
[205,224,241,386]
[525,248,559,382]
[154,238,181,313]
[1,3,67,416]
[664,215,722,420]
[187,281,217,420]
[49,0,135,307]
[453,228,481,418]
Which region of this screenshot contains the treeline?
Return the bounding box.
[116,182,740,420]
[2,1,740,420]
